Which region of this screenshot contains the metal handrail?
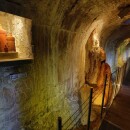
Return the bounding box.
[111,69,118,75]
[64,104,89,130]
[111,69,119,82]
[58,87,93,130]
[71,117,81,129]
[87,88,93,130]
[92,87,104,104]
[101,75,107,118]
[62,97,90,129]
[62,95,90,127]
[92,87,103,98]
[58,66,126,130]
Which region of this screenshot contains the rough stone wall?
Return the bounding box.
[0,0,129,130]
[0,67,20,130]
[0,1,87,130]
[25,25,86,130]
[0,27,86,129]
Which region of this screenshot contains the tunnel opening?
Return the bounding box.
[0,0,130,130]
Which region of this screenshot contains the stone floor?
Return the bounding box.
[103,85,130,130]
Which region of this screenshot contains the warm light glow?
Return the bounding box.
[13,18,23,31]
[0,11,33,61]
[93,34,99,47]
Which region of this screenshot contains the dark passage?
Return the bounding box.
[100,86,130,130]
[123,58,130,86]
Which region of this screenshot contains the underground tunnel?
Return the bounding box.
[0,0,130,130]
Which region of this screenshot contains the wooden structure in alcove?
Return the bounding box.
[0,11,33,64]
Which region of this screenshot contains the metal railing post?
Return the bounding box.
[87,87,93,130]
[101,74,107,118]
[58,117,62,130]
[107,74,111,107]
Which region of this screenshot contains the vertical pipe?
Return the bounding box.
[121,67,123,86]
[124,62,127,80]
[118,68,120,84]
[116,68,119,84]
[115,68,119,95]
[87,87,93,130]
[58,117,62,130]
[117,68,121,93]
[101,74,107,118]
[107,74,111,108]
[122,63,127,84]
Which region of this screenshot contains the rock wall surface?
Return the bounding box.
[0,0,130,130]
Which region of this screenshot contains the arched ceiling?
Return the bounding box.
[5,0,130,48]
[105,25,130,48]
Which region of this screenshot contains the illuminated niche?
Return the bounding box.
[0,11,33,62]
